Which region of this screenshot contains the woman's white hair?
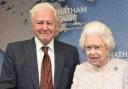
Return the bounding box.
[30,2,60,34]
[79,21,116,50]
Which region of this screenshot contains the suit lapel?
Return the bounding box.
[24,39,65,89]
[54,40,65,89]
[24,39,39,89]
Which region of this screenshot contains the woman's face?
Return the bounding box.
[85,36,109,67]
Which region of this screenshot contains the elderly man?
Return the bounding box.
[0,2,79,89]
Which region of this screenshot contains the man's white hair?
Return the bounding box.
[30,2,60,35]
[79,21,116,50]
[30,2,57,21]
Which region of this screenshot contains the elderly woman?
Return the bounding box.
[71,21,128,89]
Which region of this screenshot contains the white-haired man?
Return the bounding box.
[0,3,79,89]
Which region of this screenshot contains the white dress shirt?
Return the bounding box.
[34,36,55,85]
[71,59,128,89]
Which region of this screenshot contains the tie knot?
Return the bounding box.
[42,47,49,54]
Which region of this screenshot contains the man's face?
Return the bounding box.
[32,7,56,45]
[85,36,109,67]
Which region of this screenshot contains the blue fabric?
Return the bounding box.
[0,49,4,76]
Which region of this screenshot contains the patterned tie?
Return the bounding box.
[40,47,53,89]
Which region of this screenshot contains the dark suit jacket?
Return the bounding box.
[0,38,79,89]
